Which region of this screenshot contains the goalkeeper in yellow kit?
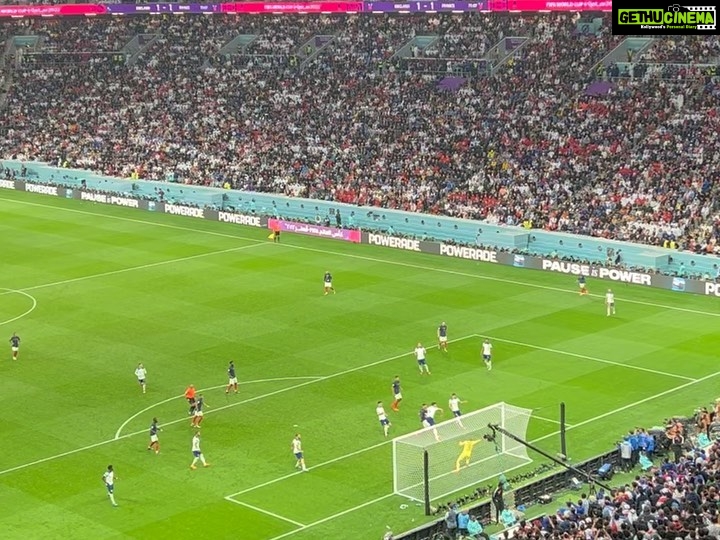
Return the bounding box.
[455,440,482,472]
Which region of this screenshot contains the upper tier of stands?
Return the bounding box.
[0,14,718,252]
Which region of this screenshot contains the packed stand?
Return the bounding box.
[242,16,345,56]
[639,35,720,64]
[404,13,537,74]
[2,14,720,250]
[501,404,720,540]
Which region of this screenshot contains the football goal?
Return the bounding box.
[392,402,533,505]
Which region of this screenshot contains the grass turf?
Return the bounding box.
[0,189,719,540]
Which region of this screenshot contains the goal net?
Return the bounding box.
[392,402,533,503]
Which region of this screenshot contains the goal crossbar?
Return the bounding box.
[392,402,533,503]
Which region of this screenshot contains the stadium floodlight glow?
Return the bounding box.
[392,402,533,510]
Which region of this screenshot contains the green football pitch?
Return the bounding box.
[1,189,719,540]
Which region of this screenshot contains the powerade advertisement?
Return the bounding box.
[4,179,718,297]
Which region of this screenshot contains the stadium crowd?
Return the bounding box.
[483,416,720,540]
[1,14,719,251]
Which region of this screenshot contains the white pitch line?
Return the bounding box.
[266,494,395,540]
[114,377,324,440]
[478,335,696,382]
[531,368,720,445]
[0,242,268,296]
[1,196,719,319]
[0,288,37,327]
[118,335,475,439]
[228,440,390,498]
[0,338,475,477]
[224,499,307,528]
[224,370,720,538]
[533,415,569,426]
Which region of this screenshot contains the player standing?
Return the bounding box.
[9,333,20,360]
[577,275,589,296]
[190,394,207,428]
[190,432,209,469]
[391,376,402,412]
[376,401,391,437]
[102,465,118,507]
[225,361,238,394]
[134,363,147,394]
[437,322,448,352]
[184,385,196,416]
[323,271,336,295]
[415,342,430,375]
[606,288,616,316]
[147,417,161,454]
[449,393,467,428]
[482,339,493,371]
[292,433,308,471]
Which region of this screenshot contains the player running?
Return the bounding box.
[9,333,20,360]
[415,342,430,375]
[577,275,589,296]
[482,339,493,371]
[323,271,336,296]
[449,393,467,428]
[376,401,391,437]
[606,288,616,316]
[190,432,209,469]
[225,361,238,394]
[391,376,402,412]
[147,417,161,454]
[134,363,147,394]
[437,322,448,352]
[292,433,308,471]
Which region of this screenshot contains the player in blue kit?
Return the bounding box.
[9,333,20,360]
[578,275,589,296]
[391,376,402,412]
[147,417,161,454]
[190,394,207,428]
[437,322,448,352]
[225,361,238,394]
[323,271,336,295]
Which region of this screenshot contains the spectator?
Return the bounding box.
[2,14,720,253]
[466,514,488,540]
[457,509,470,537]
[444,503,458,537]
[492,482,505,523]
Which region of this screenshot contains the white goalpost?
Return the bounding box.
[392,402,534,504]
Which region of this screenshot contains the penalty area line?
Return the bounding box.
[224,498,308,528]
[476,334,696,382]
[225,370,720,539]
[265,494,395,540]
